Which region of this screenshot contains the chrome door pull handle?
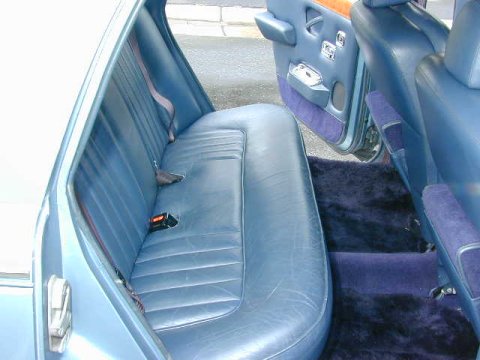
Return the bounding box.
[306,16,324,31]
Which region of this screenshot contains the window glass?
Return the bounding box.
[427,0,454,27]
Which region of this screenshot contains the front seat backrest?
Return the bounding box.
[351,0,449,224]
[415,0,480,233]
[415,0,480,335]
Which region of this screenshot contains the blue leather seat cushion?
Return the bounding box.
[131,129,245,329]
[129,104,332,359]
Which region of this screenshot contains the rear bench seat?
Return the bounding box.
[74,7,331,360]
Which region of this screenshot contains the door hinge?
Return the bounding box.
[47,275,72,353]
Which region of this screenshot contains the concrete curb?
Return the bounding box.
[167,3,453,38]
[166,4,265,38]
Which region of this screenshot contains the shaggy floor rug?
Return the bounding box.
[308,157,478,358]
[308,157,429,253]
[322,289,478,360]
[325,252,478,359]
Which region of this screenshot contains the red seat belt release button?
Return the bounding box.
[149,213,178,232]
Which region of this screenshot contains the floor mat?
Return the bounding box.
[324,249,479,359]
[322,289,478,360]
[309,157,477,358]
[308,157,428,253]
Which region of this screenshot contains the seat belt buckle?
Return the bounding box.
[149,213,178,232]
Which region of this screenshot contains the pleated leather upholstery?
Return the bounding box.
[75,11,332,359]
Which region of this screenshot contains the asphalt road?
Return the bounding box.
[176,35,356,161]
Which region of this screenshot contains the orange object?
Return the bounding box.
[151,215,165,223]
[314,0,352,19]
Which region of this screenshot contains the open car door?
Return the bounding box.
[256,0,376,159]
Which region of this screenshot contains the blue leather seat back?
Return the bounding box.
[351,0,449,217]
[75,7,211,277]
[416,0,480,336]
[75,42,168,278]
[134,7,207,133]
[352,0,448,137]
[416,0,480,233]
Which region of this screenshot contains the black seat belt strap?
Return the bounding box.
[155,166,184,186]
[79,201,145,314]
[126,33,184,186]
[128,31,176,143]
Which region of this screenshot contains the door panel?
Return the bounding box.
[257,0,361,146]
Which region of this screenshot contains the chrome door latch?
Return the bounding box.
[47,275,72,353]
[321,41,336,61]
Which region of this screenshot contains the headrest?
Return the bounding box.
[362,0,409,8]
[444,0,480,89]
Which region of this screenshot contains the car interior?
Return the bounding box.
[71,0,480,358]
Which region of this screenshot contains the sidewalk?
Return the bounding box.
[166,1,266,38]
[166,0,452,38]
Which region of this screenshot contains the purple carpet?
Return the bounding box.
[307,157,478,359]
[322,289,478,359]
[330,251,437,296]
[308,156,427,253]
[278,76,344,143]
[323,250,478,359]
